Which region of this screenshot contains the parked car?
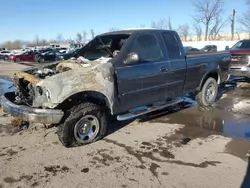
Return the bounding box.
[200,45,217,52]
[228,40,250,78]
[57,48,81,60]
[36,51,58,63]
[34,48,54,61]
[0,50,12,60]
[1,29,230,147]
[55,47,68,54]
[184,46,201,54]
[0,48,7,51]
[9,51,35,62]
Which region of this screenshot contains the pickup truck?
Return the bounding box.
[227,39,250,78]
[0,29,231,147]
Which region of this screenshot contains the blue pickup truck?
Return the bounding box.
[1,29,231,147]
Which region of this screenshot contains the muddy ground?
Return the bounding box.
[0,61,250,188]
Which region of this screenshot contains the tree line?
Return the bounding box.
[0,29,97,50]
[1,0,250,49]
[151,0,247,42]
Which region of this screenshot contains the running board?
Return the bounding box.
[117,98,184,121]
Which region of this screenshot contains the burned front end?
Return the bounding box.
[12,64,58,107]
[1,63,65,124]
[13,72,40,106]
[1,57,114,124]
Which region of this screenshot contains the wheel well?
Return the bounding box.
[56,91,111,112]
[199,71,219,91]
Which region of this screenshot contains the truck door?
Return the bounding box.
[116,32,170,112]
[162,32,186,98]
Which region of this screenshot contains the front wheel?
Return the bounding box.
[196,77,218,107]
[57,102,108,147]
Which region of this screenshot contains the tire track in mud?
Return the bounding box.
[103,137,221,183]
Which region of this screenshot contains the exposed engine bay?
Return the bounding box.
[13,57,112,106]
[33,57,105,79]
[24,56,111,79]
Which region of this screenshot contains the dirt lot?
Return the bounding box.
[0,61,250,188]
[0,61,34,79]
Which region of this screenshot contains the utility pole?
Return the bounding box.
[231,9,236,40]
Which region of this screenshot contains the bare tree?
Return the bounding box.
[209,16,227,40]
[192,0,224,41]
[230,9,236,40]
[239,1,250,33]
[56,33,64,43]
[75,32,83,43]
[193,22,203,41]
[1,40,23,49]
[40,39,48,46]
[151,19,168,29]
[65,38,75,44]
[151,18,173,30]
[168,17,173,30]
[236,32,241,40]
[177,24,190,41]
[82,30,87,43]
[90,29,95,39]
[239,13,250,33]
[139,24,146,28]
[35,35,40,46]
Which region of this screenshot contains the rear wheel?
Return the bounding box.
[196,77,218,107]
[15,58,20,62]
[39,58,45,63]
[57,102,108,147]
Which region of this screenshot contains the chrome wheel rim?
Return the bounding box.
[206,84,216,102]
[74,115,100,144]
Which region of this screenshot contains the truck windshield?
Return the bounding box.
[231,41,250,49]
[76,34,130,60]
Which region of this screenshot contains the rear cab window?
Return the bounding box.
[162,32,182,60]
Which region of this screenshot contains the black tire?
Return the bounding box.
[196,77,218,107]
[38,58,45,63]
[4,56,8,61]
[15,58,20,62]
[57,102,108,147]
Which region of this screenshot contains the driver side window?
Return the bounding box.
[129,34,163,62]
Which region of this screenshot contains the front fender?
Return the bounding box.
[38,62,115,113]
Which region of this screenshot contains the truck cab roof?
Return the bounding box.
[99,29,175,36]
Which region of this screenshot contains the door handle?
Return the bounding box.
[160,67,168,72]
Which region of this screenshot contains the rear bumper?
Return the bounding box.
[0,92,64,124]
[229,67,250,77]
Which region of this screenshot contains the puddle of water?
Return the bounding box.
[0,78,15,95]
[146,83,250,141]
[149,103,250,141]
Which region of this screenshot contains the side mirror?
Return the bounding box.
[124,53,140,65]
[225,46,229,50]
